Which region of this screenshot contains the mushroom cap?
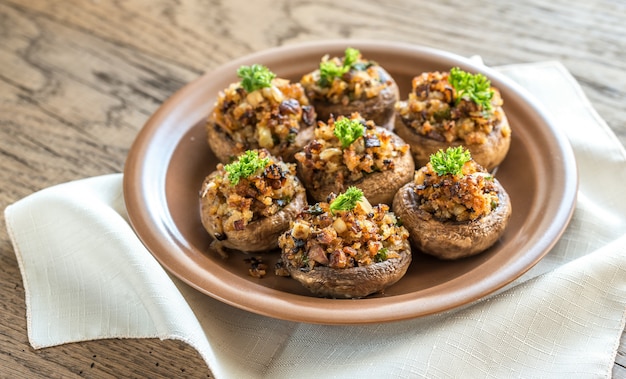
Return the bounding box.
[392,179,512,260]
[200,174,308,253]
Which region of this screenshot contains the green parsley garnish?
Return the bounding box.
[237,64,276,93]
[374,248,388,263]
[429,146,472,176]
[343,47,360,67]
[224,150,270,185]
[448,67,494,111]
[333,117,365,148]
[319,47,360,86]
[329,186,363,215]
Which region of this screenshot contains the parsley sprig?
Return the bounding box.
[329,186,363,215]
[429,146,471,176]
[224,150,269,185]
[319,47,360,86]
[333,117,365,148]
[374,247,388,263]
[448,67,494,111]
[237,64,276,93]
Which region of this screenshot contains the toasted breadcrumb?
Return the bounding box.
[278,196,409,270]
[294,113,408,192]
[300,53,393,105]
[395,71,510,144]
[211,77,315,158]
[413,159,500,222]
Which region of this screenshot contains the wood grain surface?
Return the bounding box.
[1,0,625,377]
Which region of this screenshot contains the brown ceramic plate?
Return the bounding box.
[124,40,577,324]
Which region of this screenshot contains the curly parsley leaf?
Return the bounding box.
[448,67,494,111]
[374,247,388,263]
[319,61,345,86]
[343,47,360,67]
[333,117,365,148]
[319,47,361,86]
[430,146,472,176]
[329,186,363,215]
[224,150,270,185]
[237,64,276,93]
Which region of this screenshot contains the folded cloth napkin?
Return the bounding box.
[5,61,626,379]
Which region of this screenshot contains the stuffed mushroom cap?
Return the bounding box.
[295,113,414,205]
[207,64,316,163]
[394,68,511,172]
[199,149,307,253]
[279,187,412,298]
[392,146,512,260]
[300,47,399,129]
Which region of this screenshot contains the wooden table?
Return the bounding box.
[1,0,624,377]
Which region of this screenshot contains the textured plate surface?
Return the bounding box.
[124,40,578,324]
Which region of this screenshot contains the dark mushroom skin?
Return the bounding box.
[200,177,308,252]
[394,110,511,172]
[296,122,414,205]
[310,66,400,130]
[392,180,512,260]
[282,243,411,298]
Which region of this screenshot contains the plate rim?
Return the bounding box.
[123,39,578,324]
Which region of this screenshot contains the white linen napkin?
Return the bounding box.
[5,61,626,379]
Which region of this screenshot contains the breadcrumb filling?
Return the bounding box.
[300,55,392,105]
[395,71,510,144]
[278,197,409,270]
[413,160,500,222]
[210,78,315,156]
[294,113,409,191]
